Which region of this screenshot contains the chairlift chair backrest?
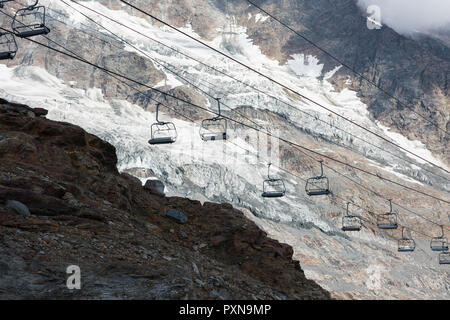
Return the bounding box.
[12,1,50,38]
[305,161,330,196]
[398,227,415,252]
[430,225,449,251]
[200,98,227,141]
[262,163,286,198]
[342,202,361,232]
[148,103,177,145]
[0,32,18,60]
[377,199,398,230]
[439,251,450,264]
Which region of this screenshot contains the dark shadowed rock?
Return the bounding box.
[5,200,30,217]
[166,209,187,224]
[33,108,48,117]
[144,179,165,196]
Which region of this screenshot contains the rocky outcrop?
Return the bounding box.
[0,99,330,299]
[144,179,165,197]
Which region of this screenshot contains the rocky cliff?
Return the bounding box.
[0,99,330,299]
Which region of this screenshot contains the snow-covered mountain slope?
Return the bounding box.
[0,0,449,299]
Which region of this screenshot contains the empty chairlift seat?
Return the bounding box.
[12,1,50,38]
[199,98,227,141]
[430,225,448,251]
[398,227,415,252]
[439,251,450,265]
[377,199,398,230]
[262,163,286,198]
[148,103,177,145]
[305,161,330,196]
[342,202,361,232]
[0,32,17,60]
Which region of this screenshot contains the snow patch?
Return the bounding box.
[254,13,269,23]
[288,54,324,79]
[377,122,448,170]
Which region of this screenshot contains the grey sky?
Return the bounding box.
[356,0,450,35]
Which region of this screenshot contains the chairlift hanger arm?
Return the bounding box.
[267,163,272,179]
[346,202,350,216]
[216,97,222,118]
[319,160,324,177]
[27,0,39,9]
[155,102,162,123]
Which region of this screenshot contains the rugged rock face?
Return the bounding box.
[0,99,330,299]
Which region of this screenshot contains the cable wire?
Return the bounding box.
[2,25,447,206]
[52,1,450,230]
[117,0,450,176]
[0,22,445,240]
[68,0,450,182]
[244,0,449,136]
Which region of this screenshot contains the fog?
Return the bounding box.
[356,0,450,35]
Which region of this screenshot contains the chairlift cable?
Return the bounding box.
[0,16,446,228]
[1,7,446,256]
[117,0,450,176]
[244,0,449,135]
[4,26,447,205]
[60,0,269,132]
[67,0,450,181]
[0,24,443,243]
[53,3,450,225]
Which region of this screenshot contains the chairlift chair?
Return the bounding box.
[199,98,227,141]
[439,251,450,265]
[398,227,415,252]
[148,103,177,145]
[377,199,398,230]
[342,202,361,232]
[262,163,286,198]
[12,1,50,38]
[305,161,330,196]
[0,32,17,60]
[430,225,448,251]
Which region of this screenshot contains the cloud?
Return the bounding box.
[356,0,450,35]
